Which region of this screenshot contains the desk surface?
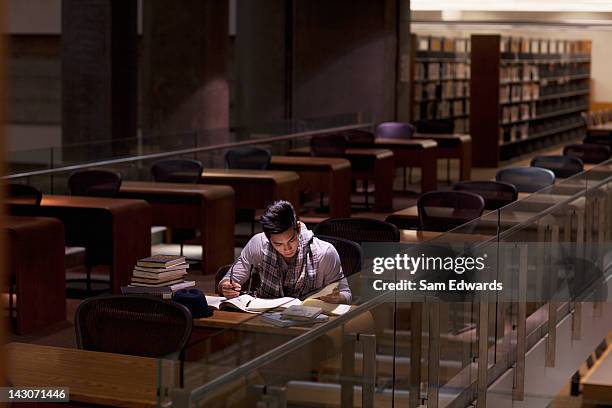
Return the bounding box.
[121,180,234,199]
[6,342,158,408]
[374,138,437,149]
[582,346,612,405]
[588,123,612,132]
[201,168,299,183]
[400,229,495,243]
[288,146,395,159]
[271,155,351,171]
[39,194,147,210]
[194,309,330,336]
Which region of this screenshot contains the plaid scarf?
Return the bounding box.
[256,223,318,298]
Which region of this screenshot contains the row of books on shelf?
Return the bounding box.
[416,35,470,53]
[415,81,469,101]
[121,255,195,299]
[502,99,588,124]
[499,37,591,56]
[500,84,540,103]
[500,65,539,83]
[410,116,469,134]
[539,64,590,78]
[414,62,470,81]
[414,100,469,119]
[501,83,589,104]
[498,115,585,144]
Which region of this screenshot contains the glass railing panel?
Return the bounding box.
[5,113,371,176]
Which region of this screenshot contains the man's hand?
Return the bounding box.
[220,280,241,299]
[317,287,345,304]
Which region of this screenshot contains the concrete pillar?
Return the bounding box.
[396,0,412,121]
[142,0,229,139]
[292,0,398,125]
[234,0,289,131]
[61,0,137,158]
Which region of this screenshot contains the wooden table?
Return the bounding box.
[6,342,158,407]
[387,205,549,231]
[581,345,612,406]
[200,169,301,213]
[587,123,612,136]
[413,133,472,181]
[399,229,496,244]
[286,147,395,212]
[9,195,152,293]
[269,156,352,218]
[118,181,235,274]
[5,216,65,334]
[374,138,439,193]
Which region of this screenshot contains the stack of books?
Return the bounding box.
[121,255,195,298]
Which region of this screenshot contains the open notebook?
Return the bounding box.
[205,283,351,315]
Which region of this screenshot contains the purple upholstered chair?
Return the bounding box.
[376,122,416,140]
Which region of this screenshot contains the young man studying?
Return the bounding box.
[219,200,351,303]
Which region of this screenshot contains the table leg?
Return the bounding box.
[420,151,438,193]
[200,193,235,274]
[329,166,352,218]
[373,156,394,212]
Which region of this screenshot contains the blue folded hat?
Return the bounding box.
[173,288,214,318]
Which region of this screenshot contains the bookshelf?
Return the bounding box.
[410,34,471,134]
[470,35,591,166]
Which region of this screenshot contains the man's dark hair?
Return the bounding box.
[261,200,298,237]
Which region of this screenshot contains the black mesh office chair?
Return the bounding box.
[75,295,192,358]
[316,235,363,276]
[68,170,122,197]
[563,143,611,164]
[7,183,42,207]
[310,134,349,157]
[225,147,271,170]
[313,217,400,244]
[151,159,203,184]
[417,191,485,232]
[531,155,584,179]
[343,129,375,147]
[496,167,556,193]
[453,180,518,210]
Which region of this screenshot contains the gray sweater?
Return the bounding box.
[220,228,352,303]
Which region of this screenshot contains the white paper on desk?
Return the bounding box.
[205,295,226,309]
[305,282,339,299]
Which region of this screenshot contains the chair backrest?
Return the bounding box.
[316,235,363,277]
[375,122,415,140]
[7,183,42,206]
[417,191,485,232]
[530,155,584,179]
[496,167,556,193]
[414,118,455,134]
[453,180,518,210]
[68,170,122,197]
[225,147,271,170]
[310,134,348,157]
[313,217,400,244]
[564,143,611,164]
[151,159,203,184]
[75,295,192,358]
[343,129,375,147]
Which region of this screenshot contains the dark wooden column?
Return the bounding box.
[142,0,229,139]
[62,0,137,159]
